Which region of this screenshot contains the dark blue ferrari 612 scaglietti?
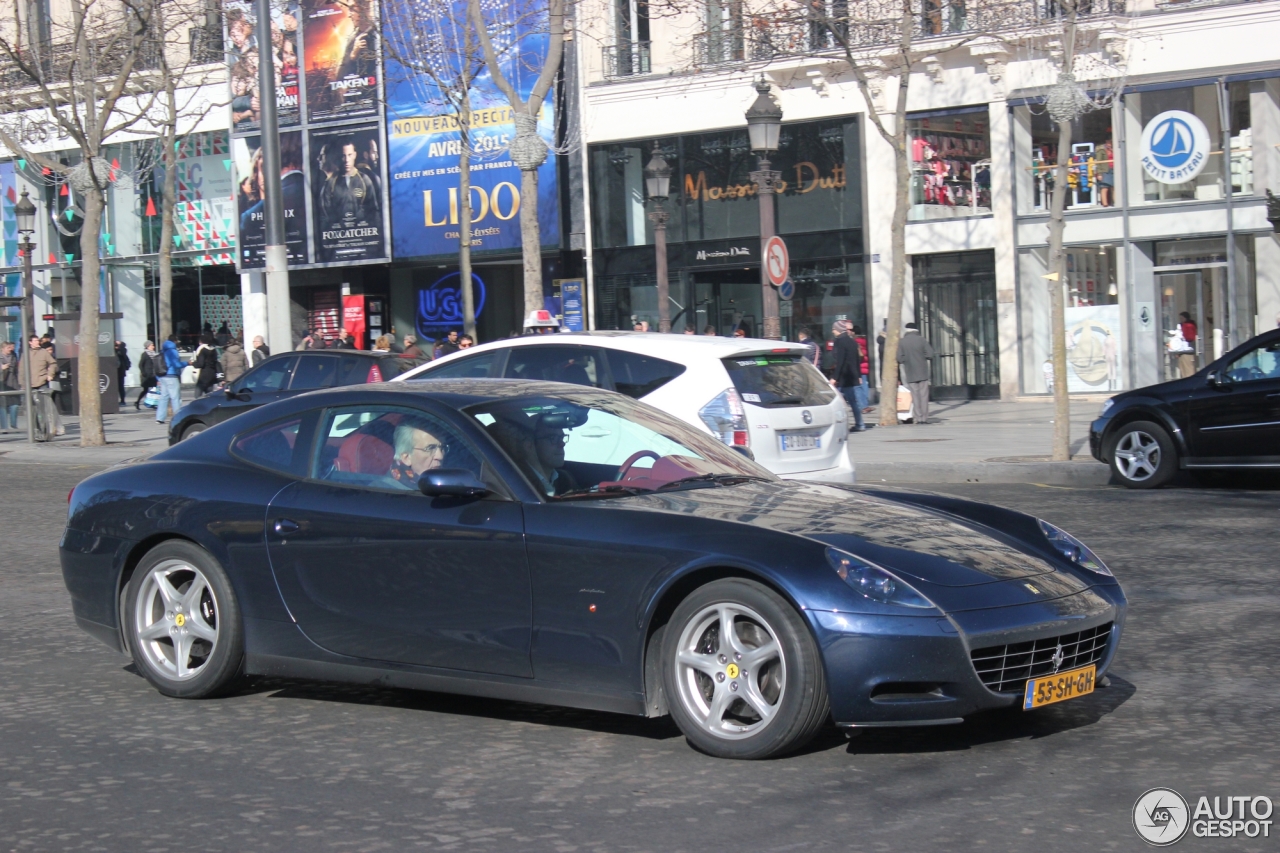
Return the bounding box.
[61,380,1127,759]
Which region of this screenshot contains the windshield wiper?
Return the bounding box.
[656,473,770,491]
[554,484,648,500]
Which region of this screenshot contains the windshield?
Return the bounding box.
[723,354,836,408]
[464,392,775,499]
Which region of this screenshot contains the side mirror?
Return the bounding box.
[1207,372,1228,389]
[731,445,756,462]
[418,468,489,498]
[226,387,251,401]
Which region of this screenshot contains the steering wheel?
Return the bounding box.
[615,450,662,482]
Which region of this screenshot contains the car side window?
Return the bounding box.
[313,406,483,491]
[504,345,604,388]
[290,355,339,390]
[230,416,310,476]
[419,350,501,380]
[236,356,296,394]
[1223,341,1280,384]
[605,350,686,398]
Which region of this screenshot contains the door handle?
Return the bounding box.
[273,518,300,536]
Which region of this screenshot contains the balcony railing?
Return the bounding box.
[603,41,652,78]
[0,32,164,92]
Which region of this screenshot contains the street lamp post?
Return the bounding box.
[14,189,37,444]
[644,148,672,333]
[746,79,783,341]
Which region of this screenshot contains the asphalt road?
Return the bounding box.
[2,461,1277,853]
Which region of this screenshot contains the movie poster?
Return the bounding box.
[309,122,387,263]
[383,0,560,260]
[303,0,380,124]
[233,131,310,268]
[225,0,301,132]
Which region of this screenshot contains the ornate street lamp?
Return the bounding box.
[746,79,783,340]
[644,148,673,333]
[14,189,38,443]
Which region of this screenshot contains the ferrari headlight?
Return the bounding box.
[1038,520,1113,577]
[826,548,935,609]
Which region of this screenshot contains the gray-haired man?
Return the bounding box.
[897,322,935,425]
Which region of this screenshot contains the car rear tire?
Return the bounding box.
[180,422,206,441]
[662,578,829,759]
[1108,420,1177,489]
[124,541,244,698]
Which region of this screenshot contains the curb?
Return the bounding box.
[856,460,1112,486]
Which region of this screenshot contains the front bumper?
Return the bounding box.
[1089,415,1112,463]
[811,585,1126,726]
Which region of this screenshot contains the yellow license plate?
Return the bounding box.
[1023,664,1096,710]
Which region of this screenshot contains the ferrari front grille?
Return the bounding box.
[970,622,1113,694]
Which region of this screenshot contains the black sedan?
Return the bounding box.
[1091,328,1280,488]
[65,381,1126,759]
[169,350,425,443]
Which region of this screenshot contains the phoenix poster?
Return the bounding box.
[233,131,310,268]
[382,0,560,260]
[224,0,301,132]
[303,0,381,124]
[309,122,388,263]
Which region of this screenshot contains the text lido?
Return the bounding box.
[423,185,520,233]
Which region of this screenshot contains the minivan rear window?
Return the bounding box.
[723,354,837,408]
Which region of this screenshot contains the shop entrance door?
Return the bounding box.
[913,256,999,400]
[692,270,762,337]
[1157,270,1219,380]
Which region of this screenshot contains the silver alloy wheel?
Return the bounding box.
[1114,429,1161,482]
[673,603,786,740]
[133,559,220,681]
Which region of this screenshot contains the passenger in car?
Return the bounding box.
[383,419,448,489]
[486,415,577,496]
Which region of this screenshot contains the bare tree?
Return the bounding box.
[0,0,156,445]
[469,0,566,324]
[385,0,502,341]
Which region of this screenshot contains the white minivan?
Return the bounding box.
[395,332,855,483]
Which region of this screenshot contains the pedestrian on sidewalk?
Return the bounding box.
[222,337,248,385]
[0,341,20,432]
[852,325,873,416]
[797,326,819,369]
[136,341,160,409]
[402,335,423,358]
[830,320,866,432]
[251,335,270,366]
[156,336,184,425]
[114,340,131,405]
[191,334,220,396]
[898,322,935,425]
[1177,312,1198,378]
[21,334,61,438]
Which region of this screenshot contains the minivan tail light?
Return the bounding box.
[366,363,383,383]
[698,388,749,448]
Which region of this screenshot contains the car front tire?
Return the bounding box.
[180,422,206,441]
[662,578,829,759]
[124,541,244,698]
[1108,420,1177,489]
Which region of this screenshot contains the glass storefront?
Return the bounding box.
[913,251,999,399]
[1015,107,1115,213]
[907,108,991,220]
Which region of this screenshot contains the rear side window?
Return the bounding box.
[723,354,836,407]
[378,356,427,380]
[505,345,605,388]
[231,417,308,476]
[606,350,686,399]
[419,350,502,380]
[290,355,339,390]
[236,356,295,394]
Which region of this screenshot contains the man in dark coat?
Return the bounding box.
[829,320,866,432]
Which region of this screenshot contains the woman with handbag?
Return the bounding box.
[191,334,220,396]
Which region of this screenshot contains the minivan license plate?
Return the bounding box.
[780,433,820,452]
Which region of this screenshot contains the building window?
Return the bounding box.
[907,110,991,221]
[1126,82,1251,204]
[699,0,743,65]
[1015,107,1115,213]
[604,0,650,77]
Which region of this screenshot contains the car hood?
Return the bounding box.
[609,480,1066,588]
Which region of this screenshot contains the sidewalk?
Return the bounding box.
[848,398,1112,486]
[0,404,173,466]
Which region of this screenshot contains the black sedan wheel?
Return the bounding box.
[1109,420,1177,489]
[124,541,244,698]
[663,578,829,759]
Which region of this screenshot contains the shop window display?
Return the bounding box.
[907,110,991,220]
[1128,83,1251,204]
[1025,109,1115,211]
